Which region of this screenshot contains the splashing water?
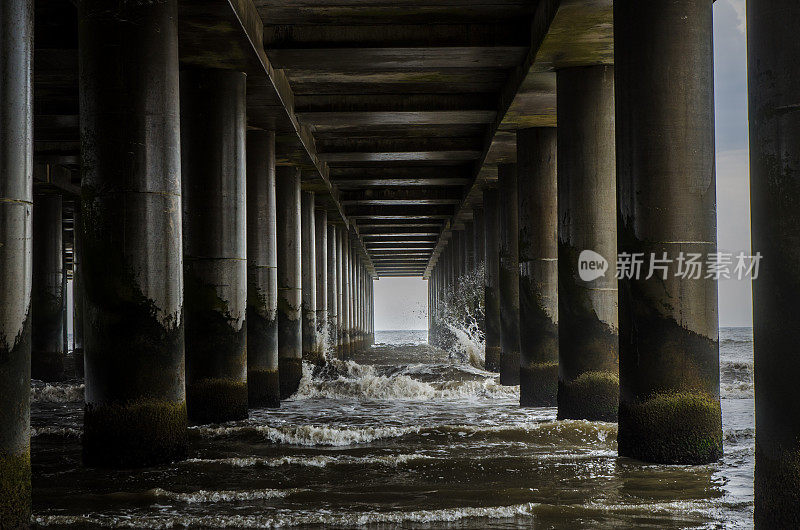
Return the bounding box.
[434,265,486,368]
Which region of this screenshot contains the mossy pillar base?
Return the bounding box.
[556,66,619,421]
[616,0,720,463]
[246,130,280,408]
[498,164,521,386]
[32,194,65,382]
[517,128,558,407]
[483,188,501,374]
[748,0,800,523]
[79,0,188,467]
[276,166,303,398]
[181,69,248,424]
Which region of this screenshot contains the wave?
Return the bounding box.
[722,381,754,399]
[292,359,515,402]
[31,426,82,439]
[184,453,433,469]
[34,502,540,528]
[193,419,615,448]
[147,487,302,504]
[31,382,84,403]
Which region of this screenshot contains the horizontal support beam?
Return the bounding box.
[263,23,531,48]
[320,151,481,163]
[267,47,528,71]
[297,110,497,129]
[295,94,495,113]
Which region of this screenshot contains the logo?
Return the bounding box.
[578,250,608,282]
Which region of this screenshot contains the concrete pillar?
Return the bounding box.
[327,224,338,354]
[349,241,359,352]
[245,130,280,408]
[336,226,345,356]
[315,209,328,358]
[749,1,800,519]
[483,187,501,373]
[73,204,85,377]
[276,166,303,398]
[32,194,65,381]
[453,230,464,288]
[498,164,521,386]
[340,229,351,356]
[465,222,475,276]
[181,69,248,424]
[79,0,188,467]
[300,191,318,364]
[556,65,618,422]
[473,208,486,337]
[0,0,33,522]
[517,128,559,407]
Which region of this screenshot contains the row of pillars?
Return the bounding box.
[0,1,375,527]
[429,1,800,525]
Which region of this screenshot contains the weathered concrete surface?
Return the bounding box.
[498,164,520,386]
[0,0,33,524]
[483,188,501,373]
[301,191,319,364]
[616,0,721,466]
[246,130,280,408]
[748,1,800,523]
[276,166,303,398]
[556,66,618,422]
[315,208,328,357]
[32,194,65,382]
[181,69,248,425]
[517,128,558,407]
[327,223,339,351]
[79,0,187,467]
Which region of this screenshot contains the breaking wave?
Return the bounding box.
[184,453,433,469]
[31,382,84,403]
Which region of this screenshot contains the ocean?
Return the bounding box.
[30,328,754,528]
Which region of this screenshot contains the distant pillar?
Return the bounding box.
[340,229,351,356]
[73,204,85,377]
[498,164,521,386]
[300,191,318,364]
[181,69,248,424]
[32,194,65,381]
[276,166,303,398]
[464,222,475,276]
[245,130,280,408]
[0,0,33,523]
[517,128,559,407]
[749,1,800,519]
[483,188,501,373]
[473,208,486,336]
[327,224,338,354]
[315,209,328,358]
[79,0,188,467]
[336,227,345,356]
[556,65,618,422]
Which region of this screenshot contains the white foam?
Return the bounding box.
[148,487,302,504]
[31,383,84,403]
[31,426,82,438]
[34,502,540,528]
[185,453,432,468]
[194,423,422,446]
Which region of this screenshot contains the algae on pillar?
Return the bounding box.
[79,0,188,467]
[517,128,559,407]
[616,0,721,464]
[483,188,501,373]
[0,0,33,523]
[300,191,319,364]
[276,166,303,398]
[556,66,619,422]
[181,69,248,424]
[32,194,65,381]
[749,1,800,521]
[246,130,280,408]
[498,164,521,386]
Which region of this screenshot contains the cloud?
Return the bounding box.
[724,0,746,34]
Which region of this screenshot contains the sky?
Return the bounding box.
[372,0,752,330]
